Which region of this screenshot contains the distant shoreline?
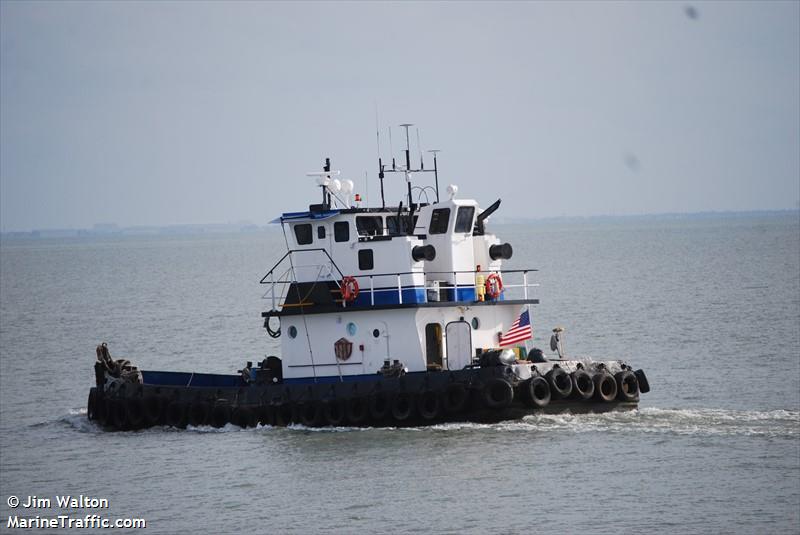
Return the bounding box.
[1,209,797,240]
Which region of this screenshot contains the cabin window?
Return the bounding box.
[356,216,383,236]
[455,206,475,233]
[317,226,326,239]
[429,208,451,234]
[358,249,374,270]
[387,215,419,235]
[294,224,313,245]
[334,221,350,242]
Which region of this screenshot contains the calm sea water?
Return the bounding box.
[1,213,798,534]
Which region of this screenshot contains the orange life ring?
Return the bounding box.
[485,273,503,300]
[341,276,360,303]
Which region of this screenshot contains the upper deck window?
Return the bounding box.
[356,216,383,237]
[387,215,419,235]
[429,208,451,235]
[294,223,313,245]
[317,226,326,239]
[334,221,350,242]
[454,206,475,233]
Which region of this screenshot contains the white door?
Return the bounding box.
[446,321,472,370]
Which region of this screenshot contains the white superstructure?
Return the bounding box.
[262,148,538,383]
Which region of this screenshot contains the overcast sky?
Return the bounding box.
[1,1,798,231]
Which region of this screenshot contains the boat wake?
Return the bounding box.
[55,407,799,438]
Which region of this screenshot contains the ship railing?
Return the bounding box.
[350,269,539,306]
[261,253,539,310]
[260,248,346,312]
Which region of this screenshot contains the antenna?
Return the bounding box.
[388,127,395,170]
[399,124,414,207]
[416,127,423,170]
[399,123,413,170]
[427,150,441,202]
[378,123,441,207]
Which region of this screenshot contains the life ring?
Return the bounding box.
[416,390,442,421]
[546,367,573,399]
[593,373,618,402]
[484,273,503,300]
[571,370,595,400]
[483,378,514,409]
[524,376,551,407]
[615,370,639,402]
[341,276,360,303]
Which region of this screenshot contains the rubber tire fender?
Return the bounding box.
[111,399,129,430]
[87,388,98,421]
[546,367,573,399]
[593,373,618,402]
[95,394,109,425]
[299,402,323,427]
[166,401,188,429]
[345,397,369,425]
[231,406,257,428]
[258,405,276,427]
[211,404,231,428]
[416,390,442,421]
[369,391,390,421]
[143,396,165,426]
[323,400,347,427]
[615,370,639,402]
[125,398,145,429]
[571,370,595,400]
[483,378,514,409]
[442,383,469,414]
[274,403,293,426]
[391,392,415,422]
[524,376,551,408]
[187,402,210,427]
[634,369,650,394]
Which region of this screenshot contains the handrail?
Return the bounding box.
[260,248,346,284]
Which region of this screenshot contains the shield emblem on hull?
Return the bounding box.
[335,337,353,361]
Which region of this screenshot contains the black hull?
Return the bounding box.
[87,365,645,430]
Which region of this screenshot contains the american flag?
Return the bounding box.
[499,309,532,346]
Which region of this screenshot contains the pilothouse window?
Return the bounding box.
[387,215,419,235]
[455,206,475,233]
[294,224,313,245]
[356,216,383,236]
[429,208,451,235]
[334,221,350,242]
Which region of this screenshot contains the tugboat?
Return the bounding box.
[87,128,650,430]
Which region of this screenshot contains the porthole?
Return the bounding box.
[372,329,380,338]
[347,322,357,336]
[471,317,480,329]
[288,325,298,339]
